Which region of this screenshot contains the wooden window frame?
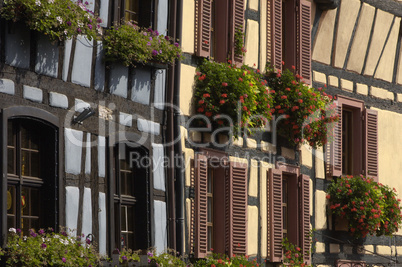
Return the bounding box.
[111,142,151,252]
[1,106,62,247]
[113,0,157,28]
[326,95,378,181]
[267,164,310,265]
[267,0,311,83]
[193,149,247,258]
[195,0,244,65]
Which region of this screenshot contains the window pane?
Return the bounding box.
[121,206,127,231]
[7,123,13,146]
[22,187,29,216]
[125,0,139,22]
[126,173,133,196]
[21,125,29,149]
[207,226,213,251]
[31,152,40,178]
[31,188,40,216]
[127,206,134,232]
[7,148,15,174]
[207,197,212,223]
[7,186,15,215]
[21,150,29,176]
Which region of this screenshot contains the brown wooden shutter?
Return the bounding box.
[231,0,245,65]
[195,0,212,57]
[299,174,310,264]
[267,0,282,70]
[364,109,378,181]
[326,100,342,178]
[267,168,282,262]
[226,160,248,256]
[195,154,208,258]
[190,159,195,256]
[297,0,311,84]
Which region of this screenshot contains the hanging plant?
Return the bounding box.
[193,59,273,137]
[266,64,338,148]
[103,21,182,67]
[326,175,402,239]
[1,0,101,41]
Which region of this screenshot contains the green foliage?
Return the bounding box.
[147,249,187,266]
[326,175,402,238]
[118,248,140,264]
[1,228,101,266]
[266,65,338,147]
[193,252,258,267]
[282,238,312,267]
[193,59,273,137]
[103,21,182,67]
[1,0,100,41]
[234,28,246,57]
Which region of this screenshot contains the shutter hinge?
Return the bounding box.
[295,5,299,12]
[362,114,365,121]
[189,187,195,199]
[298,181,301,188]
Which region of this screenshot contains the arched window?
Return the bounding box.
[6,118,58,234]
[112,143,150,250]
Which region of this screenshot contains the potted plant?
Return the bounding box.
[326,175,402,239]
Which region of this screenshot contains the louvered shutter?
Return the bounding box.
[267,0,282,70]
[226,161,248,256]
[297,0,311,84]
[195,0,211,57]
[326,100,342,178]
[195,154,208,258]
[299,174,310,264]
[231,0,245,65]
[364,109,378,181]
[267,168,282,262]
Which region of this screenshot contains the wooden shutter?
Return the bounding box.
[364,109,378,181]
[267,168,282,262]
[231,0,245,65]
[195,154,208,258]
[267,0,282,70]
[195,0,211,57]
[326,100,342,178]
[299,174,310,264]
[297,0,311,84]
[226,161,248,256]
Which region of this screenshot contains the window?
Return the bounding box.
[267,0,311,84]
[267,166,310,264]
[195,0,244,64]
[326,95,378,180]
[112,143,150,250]
[7,118,57,235]
[114,0,155,28]
[193,152,247,258]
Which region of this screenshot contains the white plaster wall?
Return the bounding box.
[152,143,166,191]
[98,136,106,177]
[35,33,59,77]
[65,128,83,175]
[5,22,30,69]
[131,68,151,105]
[99,192,107,255]
[157,0,168,36]
[62,39,73,82]
[154,70,166,110]
[71,35,93,87]
[85,133,91,174]
[154,200,167,254]
[94,41,105,91]
[66,186,80,231]
[110,64,128,98]
[81,187,92,236]
[99,0,110,27]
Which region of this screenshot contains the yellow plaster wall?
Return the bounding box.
[375,108,402,207]
[315,190,328,230]
[260,161,274,258]
[180,63,196,116]
[181,0,195,54]
[184,148,194,187]
[249,159,258,197]
[247,205,258,256]
[259,0,267,71]
[300,144,313,168]
[244,19,259,67]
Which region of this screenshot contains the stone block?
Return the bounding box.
[260,141,276,153]
[343,245,353,254]
[281,147,295,160]
[119,112,133,127]
[75,99,90,112]
[49,92,68,109]
[376,245,392,255]
[356,83,368,95]
[23,85,43,103]
[328,75,338,87]
[329,243,340,253]
[370,86,394,100]
[233,137,244,147]
[0,79,15,95]
[313,71,326,84]
[315,242,325,253]
[341,79,353,92]
[137,118,160,135]
[246,138,257,149]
